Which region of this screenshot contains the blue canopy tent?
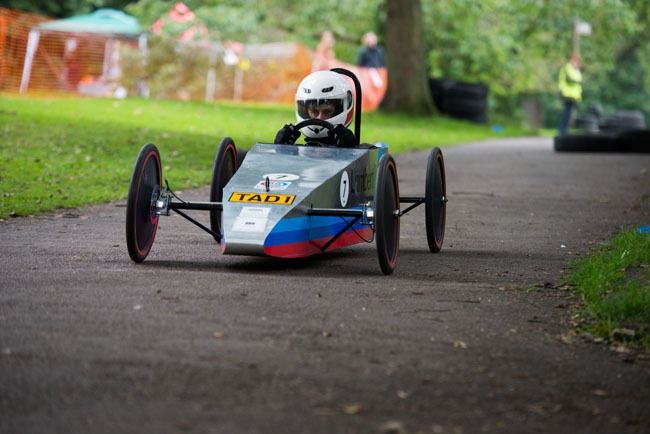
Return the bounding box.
[20,9,147,95]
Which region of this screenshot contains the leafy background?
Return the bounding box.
[5,0,650,126]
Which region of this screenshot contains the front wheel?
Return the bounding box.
[374,154,400,275]
[210,137,238,241]
[126,143,162,262]
[425,147,446,253]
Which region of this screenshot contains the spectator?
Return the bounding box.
[312,31,336,71]
[356,32,384,68]
[557,54,583,135]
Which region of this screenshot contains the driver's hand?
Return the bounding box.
[329,124,356,147]
[274,123,300,144]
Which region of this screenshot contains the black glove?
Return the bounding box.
[274,123,300,144]
[328,124,356,147]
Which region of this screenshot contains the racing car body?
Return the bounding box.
[221,143,383,258]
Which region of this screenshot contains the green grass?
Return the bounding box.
[0,94,529,218]
[565,227,650,349]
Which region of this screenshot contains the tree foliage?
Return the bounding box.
[423,0,644,117]
[3,0,135,18]
[125,0,381,50]
[6,0,650,120]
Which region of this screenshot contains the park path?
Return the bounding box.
[1,136,649,434]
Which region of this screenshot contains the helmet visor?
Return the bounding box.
[297,98,344,121]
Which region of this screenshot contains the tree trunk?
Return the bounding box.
[380,0,436,115]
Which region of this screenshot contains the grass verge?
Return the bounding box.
[0,94,530,218]
[565,227,650,350]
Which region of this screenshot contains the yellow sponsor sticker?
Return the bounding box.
[229,192,296,205]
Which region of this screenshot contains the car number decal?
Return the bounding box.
[263,173,299,181]
[339,171,349,207]
[229,192,296,205]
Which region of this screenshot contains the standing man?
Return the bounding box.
[356,32,385,68]
[557,54,583,135]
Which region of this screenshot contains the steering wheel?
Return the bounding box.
[293,119,336,147]
[294,118,335,132]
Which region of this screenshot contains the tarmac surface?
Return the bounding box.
[1,136,650,434]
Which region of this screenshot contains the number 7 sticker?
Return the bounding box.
[339,171,349,207]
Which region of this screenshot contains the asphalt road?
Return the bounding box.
[1,137,650,434]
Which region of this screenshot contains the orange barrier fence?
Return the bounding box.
[0,8,51,92]
[1,8,138,94]
[1,9,385,110]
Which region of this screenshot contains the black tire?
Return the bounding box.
[575,114,599,134]
[553,134,622,152]
[598,115,619,134]
[443,96,488,115]
[445,81,489,99]
[600,110,646,134]
[428,78,455,112]
[425,147,447,253]
[614,110,646,129]
[428,78,489,122]
[210,138,238,242]
[441,81,489,124]
[443,97,488,123]
[618,129,650,153]
[374,154,400,275]
[126,143,161,263]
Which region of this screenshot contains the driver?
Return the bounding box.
[274,70,357,147]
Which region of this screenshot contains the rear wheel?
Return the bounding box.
[374,154,400,275]
[126,144,162,262]
[425,147,446,253]
[210,137,238,241]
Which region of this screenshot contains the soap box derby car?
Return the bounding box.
[126,68,447,275]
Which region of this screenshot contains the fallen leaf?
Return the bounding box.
[610,328,635,338]
[453,340,467,349]
[212,331,225,339]
[612,345,631,354]
[341,403,363,415]
[379,420,406,434]
[560,335,574,344]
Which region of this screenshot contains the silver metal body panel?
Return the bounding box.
[221,143,381,255]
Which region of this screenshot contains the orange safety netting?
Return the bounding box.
[1,8,140,95]
[1,8,385,110]
[0,8,50,92]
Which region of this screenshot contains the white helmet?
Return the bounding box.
[295,70,354,139]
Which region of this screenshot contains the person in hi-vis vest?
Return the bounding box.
[557,54,583,135]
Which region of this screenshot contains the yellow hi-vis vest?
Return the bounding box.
[558,62,582,102]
